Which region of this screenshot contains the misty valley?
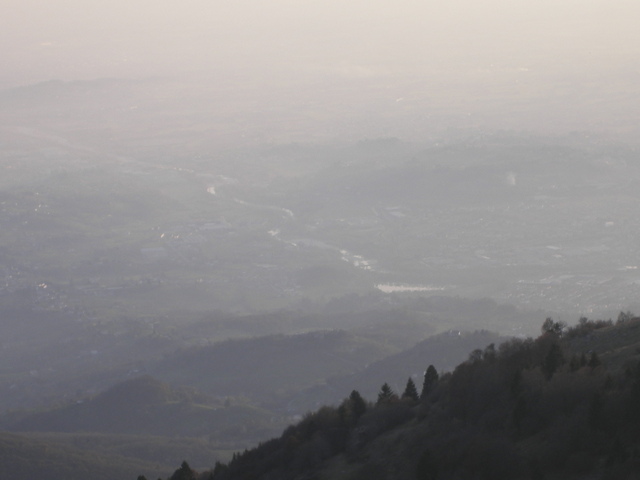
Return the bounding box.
[2,77,640,480]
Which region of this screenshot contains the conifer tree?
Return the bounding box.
[377,382,395,404]
[402,377,419,402]
[349,389,367,420]
[542,343,564,380]
[211,461,229,480]
[170,461,197,480]
[421,365,439,400]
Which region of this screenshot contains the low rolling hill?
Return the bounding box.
[9,376,284,442]
[148,330,396,407]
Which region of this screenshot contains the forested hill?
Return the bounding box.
[155,316,640,480]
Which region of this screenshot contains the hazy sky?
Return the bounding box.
[3,0,639,87]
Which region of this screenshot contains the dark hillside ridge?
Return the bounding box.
[167,317,640,480]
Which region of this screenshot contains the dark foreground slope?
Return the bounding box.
[172,317,640,480]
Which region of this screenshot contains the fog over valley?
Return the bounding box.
[2,2,640,479]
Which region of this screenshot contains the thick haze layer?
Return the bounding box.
[4,0,639,141]
[4,0,639,84]
[2,0,638,322]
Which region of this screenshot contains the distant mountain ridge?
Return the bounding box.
[283,329,507,412]
[149,329,397,405]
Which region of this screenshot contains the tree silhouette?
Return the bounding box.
[349,389,367,420]
[617,310,634,324]
[401,377,419,402]
[541,317,566,337]
[420,365,439,400]
[377,383,395,405]
[541,343,564,380]
[170,461,196,480]
[211,461,229,480]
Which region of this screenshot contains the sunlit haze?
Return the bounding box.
[4,0,639,81]
[1,0,639,141]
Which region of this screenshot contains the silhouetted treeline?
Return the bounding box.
[157,316,640,480]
